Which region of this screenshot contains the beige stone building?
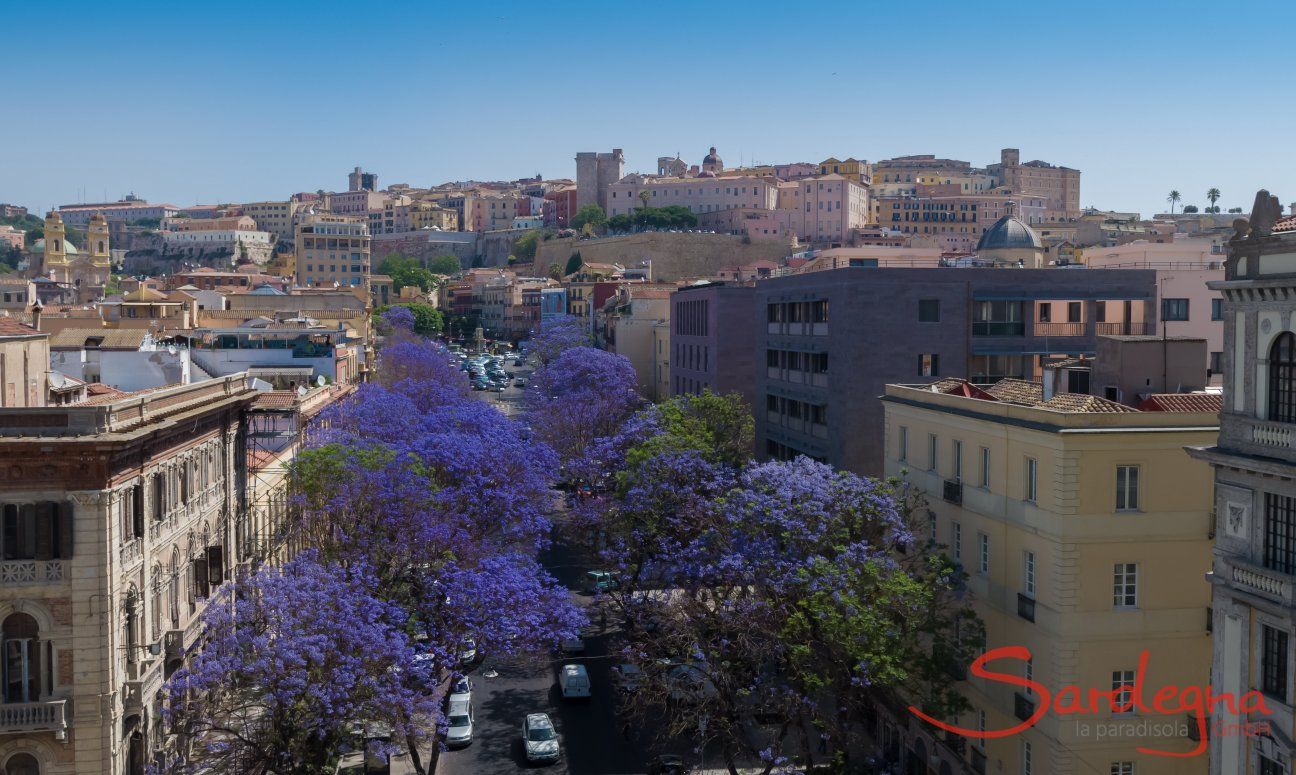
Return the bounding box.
[408,200,458,232]
[0,318,49,408]
[601,286,672,401]
[0,376,256,774]
[237,200,300,242]
[295,213,372,292]
[880,377,1217,774]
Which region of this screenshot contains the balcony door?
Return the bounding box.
[2,613,40,703]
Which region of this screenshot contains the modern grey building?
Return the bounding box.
[1188,191,1296,775]
[669,282,758,412]
[752,266,1161,475]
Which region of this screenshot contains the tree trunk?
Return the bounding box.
[405,731,426,775]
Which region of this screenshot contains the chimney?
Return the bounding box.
[30,301,43,331]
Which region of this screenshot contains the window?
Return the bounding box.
[918,299,941,322]
[1067,301,1082,323]
[1021,740,1032,775]
[928,434,938,471]
[1038,302,1051,322]
[953,522,962,562]
[1211,298,1224,321]
[978,534,989,575]
[1263,625,1289,701]
[2,612,41,703]
[980,447,990,488]
[1210,351,1223,374]
[953,440,962,479]
[1161,298,1189,321]
[1113,563,1138,609]
[1110,762,1134,775]
[1265,494,1296,575]
[1024,551,1036,597]
[898,426,908,462]
[920,353,939,377]
[1025,458,1038,502]
[1261,755,1284,775]
[1115,466,1140,511]
[1112,669,1136,713]
[1269,333,1296,423]
[1024,657,1033,694]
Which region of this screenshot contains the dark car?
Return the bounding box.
[647,754,689,775]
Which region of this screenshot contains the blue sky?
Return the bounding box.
[1,0,1290,216]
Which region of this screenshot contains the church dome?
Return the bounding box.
[976,214,1041,251]
[702,146,721,165]
[30,238,77,254]
[696,170,716,178]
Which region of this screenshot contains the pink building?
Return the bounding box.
[543,186,578,228]
[0,225,24,250]
[767,175,870,244]
[606,173,779,217]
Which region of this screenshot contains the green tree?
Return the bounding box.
[377,254,436,293]
[571,204,606,232]
[547,263,562,280]
[1182,205,1199,213]
[622,391,754,475]
[513,230,542,262]
[564,252,583,277]
[1229,207,1244,214]
[372,303,443,337]
[1167,190,1181,214]
[426,254,462,276]
[1207,188,1221,213]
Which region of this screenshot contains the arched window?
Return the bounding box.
[123,589,140,664]
[168,550,179,629]
[150,566,162,639]
[4,752,40,775]
[2,613,40,703]
[1271,333,1296,424]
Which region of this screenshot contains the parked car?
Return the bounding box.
[558,663,591,699]
[445,699,474,747]
[513,377,528,388]
[458,639,477,663]
[612,663,643,693]
[583,570,619,595]
[523,712,561,763]
[448,675,472,704]
[560,635,585,654]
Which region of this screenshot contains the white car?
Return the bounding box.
[448,675,472,705]
[445,698,473,747]
[458,639,477,663]
[523,712,560,763]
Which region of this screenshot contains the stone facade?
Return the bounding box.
[0,376,256,775]
[1187,193,1296,775]
[575,149,624,214]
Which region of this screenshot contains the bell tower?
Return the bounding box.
[44,211,67,266]
[87,214,110,267]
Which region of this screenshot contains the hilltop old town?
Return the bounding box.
[0,136,1293,775]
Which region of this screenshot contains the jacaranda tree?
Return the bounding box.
[525,313,590,366]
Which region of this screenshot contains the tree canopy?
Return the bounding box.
[377,254,437,293]
[513,230,543,262]
[571,204,606,232]
[426,253,462,276]
[373,302,442,338]
[606,205,699,234]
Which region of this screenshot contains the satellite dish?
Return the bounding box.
[316,375,326,387]
[297,385,308,397]
[167,345,178,355]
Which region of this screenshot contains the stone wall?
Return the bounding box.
[533,232,790,282]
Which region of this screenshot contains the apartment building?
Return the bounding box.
[1187,194,1296,775]
[607,173,779,217]
[601,286,673,401]
[0,376,256,774]
[408,200,458,232]
[751,267,1160,475]
[294,214,372,290]
[237,201,299,242]
[56,197,179,226]
[881,376,1217,774]
[0,318,49,407]
[0,225,24,250]
[668,281,758,413]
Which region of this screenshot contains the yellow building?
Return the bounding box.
[818,156,873,185]
[409,200,458,232]
[36,211,111,303]
[882,378,1218,775]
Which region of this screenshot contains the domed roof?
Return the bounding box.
[702,146,721,164]
[976,214,1041,252]
[30,238,77,255]
[696,170,716,178]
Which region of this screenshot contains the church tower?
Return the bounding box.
[87,213,110,268]
[43,211,68,267]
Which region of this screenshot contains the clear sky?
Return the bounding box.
[2,0,1291,216]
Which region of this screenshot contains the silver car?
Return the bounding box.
[445,699,473,747]
[523,712,560,763]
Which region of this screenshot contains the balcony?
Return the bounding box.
[942,479,962,505]
[0,560,65,585]
[1033,321,1086,337]
[1227,558,1291,605]
[1017,593,1036,623]
[1014,692,1036,722]
[972,321,1025,337]
[0,699,67,735]
[1249,420,1295,451]
[1097,321,1156,336]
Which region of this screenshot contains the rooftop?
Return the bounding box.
[0,317,44,339]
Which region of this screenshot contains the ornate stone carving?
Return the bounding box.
[1249,189,1283,238]
[68,491,105,506]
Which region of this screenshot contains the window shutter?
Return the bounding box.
[60,503,74,560]
[207,546,224,587]
[35,503,53,561]
[194,557,209,598]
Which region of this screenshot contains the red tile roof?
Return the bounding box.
[0,316,42,338]
[1275,214,1296,234]
[984,379,1044,406]
[1137,393,1223,413]
[1037,393,1138,413]
[252,391,297,409]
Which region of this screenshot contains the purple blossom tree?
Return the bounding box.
[158,556,438,775]
[525,346,643,476]
[525,314,590,366]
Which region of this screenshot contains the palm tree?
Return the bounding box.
[1207,188,1221,213]
[1167,190,1181,214]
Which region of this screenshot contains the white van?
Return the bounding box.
[558,663,591,699]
